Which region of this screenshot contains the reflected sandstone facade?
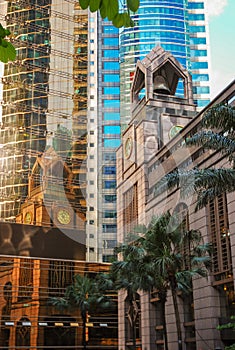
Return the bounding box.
[0,255,118,349]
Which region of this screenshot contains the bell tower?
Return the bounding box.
[129,46,196,152]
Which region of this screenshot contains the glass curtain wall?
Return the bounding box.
[0,0,88,220]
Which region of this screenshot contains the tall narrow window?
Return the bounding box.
[173,203,196,349]
[18,259,33,302]
[49,261,74,297]
[208,193,232,281]
[173,202,190,269]
[123,183,138,236]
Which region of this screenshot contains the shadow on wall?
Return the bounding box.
[0,222,86,260]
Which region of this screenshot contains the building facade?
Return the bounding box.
[119,0,210,129]
[86,14,120,262]
[116,47,235,350]
[0,0,88,224]
[0,253,118,349]
[87,0,211,263]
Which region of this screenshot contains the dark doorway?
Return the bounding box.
[44,316,76,350]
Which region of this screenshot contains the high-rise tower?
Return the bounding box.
[86,14,120,262]
[0,0,88,224]
[119,0,210,129]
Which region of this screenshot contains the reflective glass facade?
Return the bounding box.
[0,0,88,221]
[120,0,210,128]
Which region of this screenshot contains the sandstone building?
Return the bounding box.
[117,46,235,350]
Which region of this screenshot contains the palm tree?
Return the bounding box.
[217,315,235,350]
[155,103,235,210]
[49,274,111,350]
[110,243,155,350]
[142,211,211,350]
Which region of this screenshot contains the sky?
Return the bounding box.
[207,0,235,98]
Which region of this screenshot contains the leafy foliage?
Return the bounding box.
[141,211,211,350]
[217,316,235,350]
[155,104,235,210]
[79,0,139,27]
[142,212,211,295]
[49,274,111,313]
[112,243,155,295]
[110,242,155,350]
[0,0,139,62]
[0,24,16,63]
[110,212,211,350]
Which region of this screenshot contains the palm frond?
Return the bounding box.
[175,271,192,293]
[180,229,202,246]
[190,267,208,278]
[193,242,212,255]
[195,168,235,190]
[202,103,235,134]
[195,170,235,209]
[191,255,211,266]
[48,297,69,311]
[154,170,180,196]
[186,130,235,162]
[155,167,235,210]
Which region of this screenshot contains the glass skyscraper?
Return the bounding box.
[119,0,210,128]
[0,0,88,221]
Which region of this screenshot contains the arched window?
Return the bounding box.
[16,317,31,350]
[173,202,189,231]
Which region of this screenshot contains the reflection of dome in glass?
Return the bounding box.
[169,125,183,139]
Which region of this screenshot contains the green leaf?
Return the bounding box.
[1,39,8,48]
[0,24,5,38]
[4,29,11,37]
[0,40,16,63]
[99,1,107,18]
[127,0,139,12]
[89,0,101,12]
[123,12,134,27]
[112,13,125,28]
[106,0,119,20]
[79,0,90,10]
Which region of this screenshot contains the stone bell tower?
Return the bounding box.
[117,46,198,350]
[125,46,196,159]
[118,46,197,241]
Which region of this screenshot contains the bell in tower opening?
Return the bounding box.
[153,68,171,95]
